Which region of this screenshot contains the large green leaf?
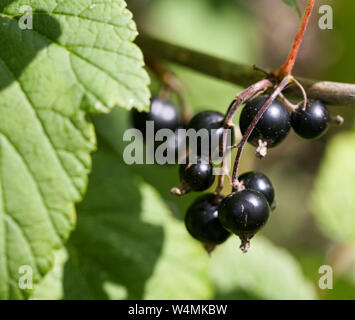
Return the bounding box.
[32,148,212,300]
[311,132,355,243]
[0,0,150,299]
[211,237,316,300]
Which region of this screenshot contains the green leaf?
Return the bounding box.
[211,237,316,300]
[29,248,68,300]
[311,132,355,243]
[0,0,150,299]
[33,148,212,300]
[282,0,301,17]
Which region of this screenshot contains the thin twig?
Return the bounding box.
[279,92,298,111]
[215,79,274,195]
[146,59,191,123]
[294,77,308,110]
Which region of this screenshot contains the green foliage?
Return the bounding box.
[93,107,317,300]
[33,148,212,300]
[211,237,316,300]
[33,143,316,300]
[0,0,149,299]
[1,0,353,301]
[282,0,301,17]
[146,0,258,65]
[311,132,355,243]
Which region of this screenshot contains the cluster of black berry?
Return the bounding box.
[185,172,274,253]
[174,110,234,195]
[131,94,332,252]
[240,95,330,151]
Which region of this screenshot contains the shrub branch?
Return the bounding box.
[137,35,355,107]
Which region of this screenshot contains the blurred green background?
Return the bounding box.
[34,0,355,300]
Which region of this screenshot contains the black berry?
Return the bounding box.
[188,111,224,130]
[179,157,215,191]
[239,95,291,148]
[188,110,234,158]
[238,172,275,206]
[131,96,180,137]
[291,100,329,139]
[185,194,230,246]
[218,190,270,251]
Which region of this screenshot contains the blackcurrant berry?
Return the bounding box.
[188,111,224,130]
[179,157,215,192]
[131,96,180,137]
[185,194,230,246]
[291,100,329,139]
[188,110,234,158]
[218,190,270,252]
[238,172,275,206]
[239,95,291,148]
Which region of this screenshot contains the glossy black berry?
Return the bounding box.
[131,96,180,137]
[291,100,329,139]
[188,111,225,130]
[188,110,234,158]
[179,157,215,191]
[239,96,291,148]
[218,190,270,238]
[238,172,275,206]
[185,194,230,245]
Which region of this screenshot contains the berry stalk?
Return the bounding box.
[232,75,294,188]
[216,79,274,195]
[277,0,316,77]
[146,59,191,123]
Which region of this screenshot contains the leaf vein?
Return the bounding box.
[0,57,81,196]
[0,133,62,243]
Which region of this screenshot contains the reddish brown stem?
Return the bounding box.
[278,92,298,111]
[223,79,274,126]
[277,0,315,77]
[215,79,274,195]
[232,76,294,188]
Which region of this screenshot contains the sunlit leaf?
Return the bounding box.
[0,0,150,299]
